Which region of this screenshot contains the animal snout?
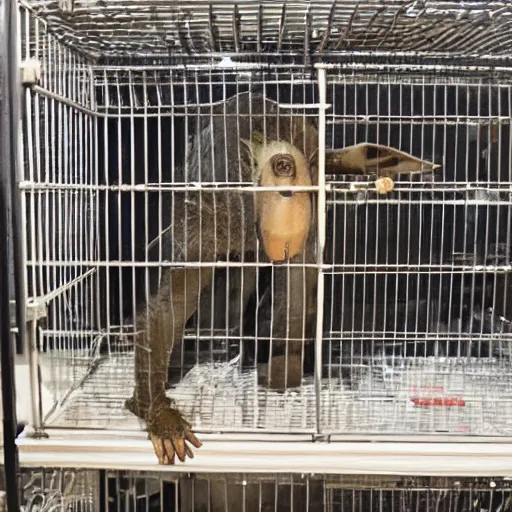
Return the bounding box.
[270,153,296,178]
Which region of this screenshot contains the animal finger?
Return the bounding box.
[163,439,175,465]
[375,177,394,195]
[150,434,165,464]
[173,436,187,463]
[184,443,194,459]
[185,430,203,449]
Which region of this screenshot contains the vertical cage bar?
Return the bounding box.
[315,64,328,434]
[22,119,44,430]
[20,4,43,434]
[0,0,21,507]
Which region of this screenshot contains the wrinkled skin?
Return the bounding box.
[125,92,440,464]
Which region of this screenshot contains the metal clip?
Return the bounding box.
[20,59,41,86]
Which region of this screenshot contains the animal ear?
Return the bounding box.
[241,131,266,159]
[240,137,261,183]
[308,147,319,167]
[326,143,441,177]
[289,117,317,157]
[251,130,265,147]
[240,137,257,163]
[240,138,253,153]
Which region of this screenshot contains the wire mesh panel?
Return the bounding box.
[18,470,512,512]
[321,69,512,435]
[34,63,325,433]
[17,1,512,445]
[323,476,512,512]
[18,5,101,421]
[19,0,512,62]
[20,468,99,511]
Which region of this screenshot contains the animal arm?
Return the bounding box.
[326,143,440,195]
[325,143,441,177]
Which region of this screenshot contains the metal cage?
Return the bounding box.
[6,0,512,482]
[18,469,512,512]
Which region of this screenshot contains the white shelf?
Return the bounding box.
[15,430,512,476]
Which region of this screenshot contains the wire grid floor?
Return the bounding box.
[39,347,512,436]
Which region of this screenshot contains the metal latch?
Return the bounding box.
[9,298,48,329]
[20,59,41,86]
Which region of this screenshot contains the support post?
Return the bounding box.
[314,64,328,436]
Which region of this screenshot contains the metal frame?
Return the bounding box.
[16,57,512,440]
[15,432,512,476]
[10,0,512,483]
[24,61,511,436]
[0,0,24,508]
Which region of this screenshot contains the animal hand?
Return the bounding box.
[375,176,394,195]
[146,401,202,465]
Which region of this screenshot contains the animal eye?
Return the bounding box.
[270,154,296,177]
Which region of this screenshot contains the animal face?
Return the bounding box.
[243,139,314,262]
[244,139,311,185]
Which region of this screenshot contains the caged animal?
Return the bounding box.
[124,91,440,465]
